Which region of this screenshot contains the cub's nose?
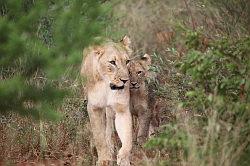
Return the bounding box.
[120,78,128,84]
[131,82,137,86]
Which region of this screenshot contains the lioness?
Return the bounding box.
[128,54,157,144]
[80,36,132,166]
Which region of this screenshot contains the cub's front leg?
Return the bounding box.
[136,105,150,145]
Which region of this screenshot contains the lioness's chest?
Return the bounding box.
[87,82,107,108]
[88,81,129,108]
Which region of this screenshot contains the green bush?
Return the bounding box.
[146,31,250,165]
[0,0,110,120]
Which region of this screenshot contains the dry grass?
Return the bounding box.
[0,69,95,165]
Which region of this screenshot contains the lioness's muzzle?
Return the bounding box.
[110,83,125,90]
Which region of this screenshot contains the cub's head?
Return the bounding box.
[128,54,151,90]
[94,36,132,90]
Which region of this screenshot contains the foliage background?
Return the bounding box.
[0,0,110,119]
[0,0,249,165]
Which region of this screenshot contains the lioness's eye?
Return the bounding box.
[137,71,142,75]
[109,60,116,65]
[126,60,130,64]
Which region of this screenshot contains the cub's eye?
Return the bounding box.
[137,71,142,75]
[129,71,131,75]
[109,60,116,65]
[126,60,130,64]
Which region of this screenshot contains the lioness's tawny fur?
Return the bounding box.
[81,36,132,166]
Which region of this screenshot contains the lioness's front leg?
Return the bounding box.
[115,105,132,166]
[106,107,115,160]
[87,105,112,165]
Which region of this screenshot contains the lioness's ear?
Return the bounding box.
[121,35,133,56]
[93,46,104,59]
[141,54,151,66]
[121,35,131,48]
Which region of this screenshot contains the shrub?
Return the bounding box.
[0,0,110,120]
[146,32,250,165]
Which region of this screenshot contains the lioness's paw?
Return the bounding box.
[117,153,130,166]
[96,160,114,166]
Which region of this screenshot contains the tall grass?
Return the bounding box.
[0,69,94,164]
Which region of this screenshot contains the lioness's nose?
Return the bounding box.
[120,78,128,84]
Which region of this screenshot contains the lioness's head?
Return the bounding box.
[128,54,151,90]
[94,36,132,90]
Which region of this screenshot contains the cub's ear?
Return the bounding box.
[121,35,131,48]
[141,54,151,66]
[93,46,104,59]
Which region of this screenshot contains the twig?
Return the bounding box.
[183,0,196,31]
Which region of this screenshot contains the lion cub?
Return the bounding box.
[128,54,156,144]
